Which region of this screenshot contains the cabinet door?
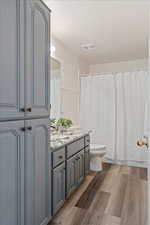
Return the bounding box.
[52,163,65,215]
[76,150,85,185]
[66,156,77,198]
[85,147,90,175]
[0,0,24,121]
[24,118,51,225]
[25,0,50,118]
[0,121,24,225]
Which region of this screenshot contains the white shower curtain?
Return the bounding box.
[80,71,148,166]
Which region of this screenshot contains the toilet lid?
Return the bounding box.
[90,144,106,150]
[90,150,106,155]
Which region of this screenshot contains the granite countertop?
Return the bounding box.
[50,128,91,151]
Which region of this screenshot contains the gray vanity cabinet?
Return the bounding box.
[0,0,50,121]
[85,146,90,175]
[24,118,51,225]
[0,0,25,121]
[0,1,51,225]
[52,163,66,215]
[52,135,90,216]
[66,150,85,198]
[66,155,77,198]
[0,118,51,225]
[76,150,85,185]
[25,0,50,118]
[0,120,25,225]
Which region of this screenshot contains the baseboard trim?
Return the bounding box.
[103,158,148,168]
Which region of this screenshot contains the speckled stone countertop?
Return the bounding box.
[50,128,91,151]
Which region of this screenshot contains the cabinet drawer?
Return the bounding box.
[66,138,84,158]
[52,147,65,168]
[85,135,90,146]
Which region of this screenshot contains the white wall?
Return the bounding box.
[51,36,89,124]
[89,58,148,74]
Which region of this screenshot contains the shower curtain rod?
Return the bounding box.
[80,68,148,77]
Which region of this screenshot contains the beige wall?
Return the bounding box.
[51,36,89,124]
[89,58,148,74]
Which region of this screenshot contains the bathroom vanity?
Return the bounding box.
[51,133,90,215]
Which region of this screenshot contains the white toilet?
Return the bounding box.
[90,144,106,171]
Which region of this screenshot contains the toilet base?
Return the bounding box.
[90,156,103,171]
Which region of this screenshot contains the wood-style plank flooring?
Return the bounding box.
[49,163,148,225]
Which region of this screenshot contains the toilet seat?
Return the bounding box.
[90,144,107,171]
[90,150,106,155]
[90,144,106,151]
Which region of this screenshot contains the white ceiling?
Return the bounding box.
[44,0,148,65]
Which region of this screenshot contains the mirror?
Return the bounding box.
[50,57,61,119]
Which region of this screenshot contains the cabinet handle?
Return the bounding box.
[21,127,32,132]
[26,108,32,112]
[21,127,26,132]
[27,126,32,131]
[20,108,25,112]
[59,155,63,159]
[20,108,32,112]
